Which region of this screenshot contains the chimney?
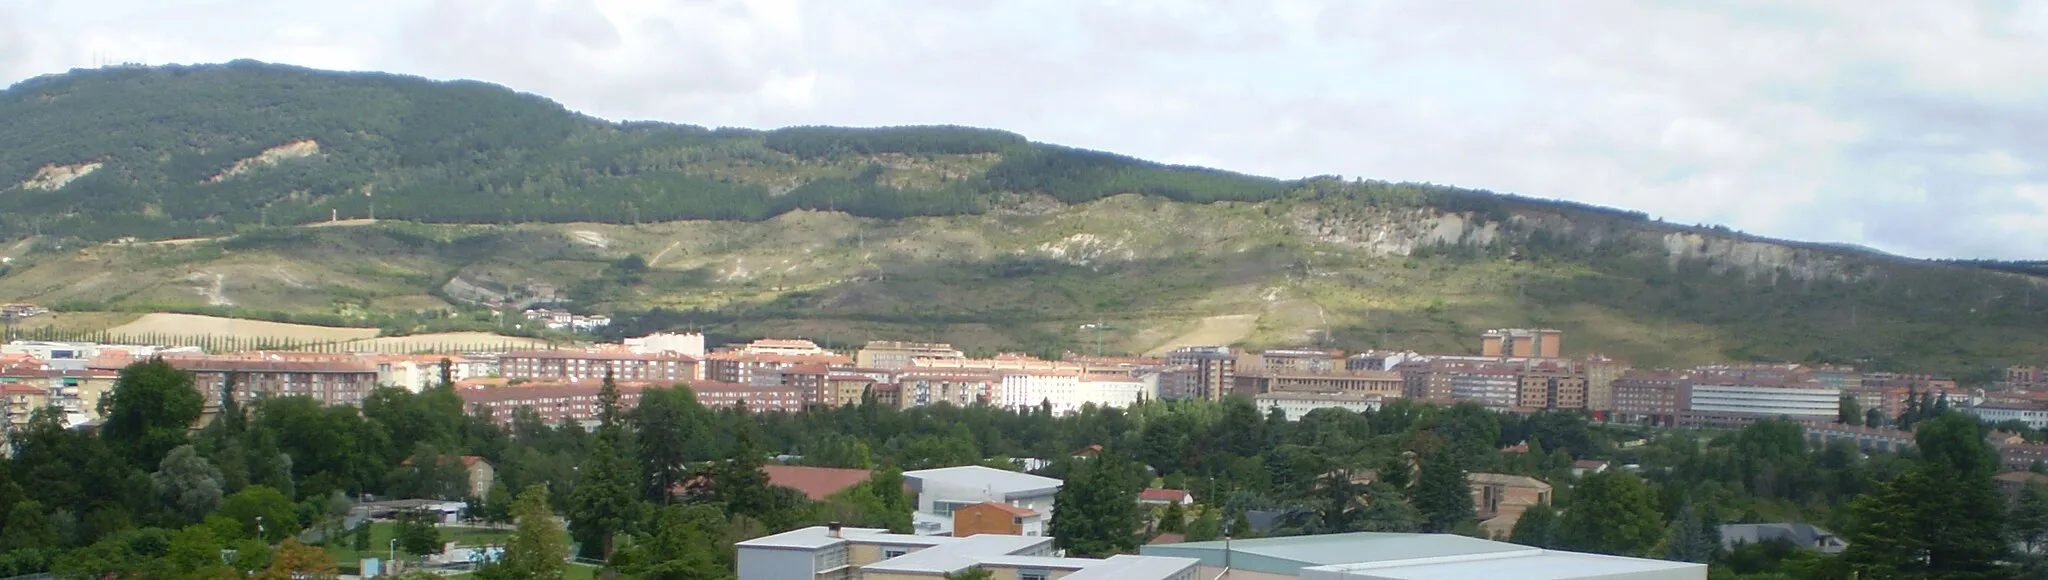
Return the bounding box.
[827,522,842,538]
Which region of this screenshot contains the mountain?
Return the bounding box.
[1,61,2044,377]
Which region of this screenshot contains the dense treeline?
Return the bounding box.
[0,61,1673,246]
[6,358,2039,579]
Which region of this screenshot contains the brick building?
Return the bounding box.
[460,380,803,425]
[499,349,698,382]
[159,354,379,409]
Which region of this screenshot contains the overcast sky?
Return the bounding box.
[6,0,2048,260]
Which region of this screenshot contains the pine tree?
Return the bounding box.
[568,368,637,560]
[1661,500,1717,563]
[1413,451,1473,533]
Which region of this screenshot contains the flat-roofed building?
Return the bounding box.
[499,349,697,383]
[161,354,379,409]
[857,341,966,370]
[737,525,1198,580]
[1143,531,1701,580]
[1257,392,1386,420]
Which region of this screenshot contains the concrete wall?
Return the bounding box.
[737,546,817,580]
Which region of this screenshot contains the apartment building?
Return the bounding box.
[1611,371,1686,426]
[1481,328,1563,358]
[1681,382,1840,428]
[459,380,802,425]
[623,332,707,358]
[728,338,833,357]
[1345,350,1423,372]
[904,466,1061,537]
[1235,369,1405,397]
[703,352,852,385]
[856,341,966,370]
[1077,376,1148,410]
[825,375,878,408]
[499,349,698,383]
[737,525,1198,580]
[1450,368,1523,410]
[0,367,116,423]
[995,370,1075,411]
[1517,371,1588,411]
[156,354,379,409]
[1165,346,1236,402]
[1969,404,2048,430]
[1256,392,1385,420]
[1,383,48,433]
[1582,356,1628,412]
[1241,349,1342,374]
[901,373,1000,410]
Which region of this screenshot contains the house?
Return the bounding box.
[952,501,1045,538]
[904,466,1062,536]
[1570,459,1609,477]
[1719,523,1849,554]
[1468,473,1552,539]
[1138,488,1195,506]
[1995,471,2048,498]
[737,524,1199,580]
[1071,444,1104,459]
[1992,430,2030,445]
[400,455,496,499]
[1141,531,1705,579]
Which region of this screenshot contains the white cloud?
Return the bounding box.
[8,0,2048,259]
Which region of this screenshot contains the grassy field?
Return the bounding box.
[324,522,512,567]
[1144,314,1259,356]
[7,311,141,334]
[109,313,380,341]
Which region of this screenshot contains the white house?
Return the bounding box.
[904,466,1062,536]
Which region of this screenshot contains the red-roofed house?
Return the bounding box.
[1138,488,1194,506]
[952,500,1044,537]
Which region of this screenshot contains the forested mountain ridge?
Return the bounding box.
[2,61,2046,376]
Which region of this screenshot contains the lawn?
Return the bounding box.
[322,521,512,567]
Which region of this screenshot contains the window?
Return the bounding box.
[883,548,907,559]
[1020,570,1049,580]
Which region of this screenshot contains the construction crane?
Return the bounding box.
[1078,317,1121,357]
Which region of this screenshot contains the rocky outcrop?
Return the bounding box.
[17,161,103,190]
[209,140,320,182]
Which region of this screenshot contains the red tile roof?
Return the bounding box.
[761,465,875,501]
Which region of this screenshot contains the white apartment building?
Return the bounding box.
[1968,405,2048,430]
[999,370,1081,413]
[904,466,1061,537]
[1076,377,1147,410]
[624,332,707,358]
[738,525,1198,580]
[1687,383,1840,420]
[1256,392,1386,420]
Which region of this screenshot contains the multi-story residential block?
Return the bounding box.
[901,373,1000,410]
[1240,349,1342,374]
[459,380,803,425]
[499,349,698,383]
[1076,376,1148,410]
[1345,350,1422,372]
[1860,372,1959,393]
[996,370,1076,411]
[703,352,852,385]
[0,367,116,423]
[1,383,49,434]
[1235,369,1405,397]
[737,524,1198,580]
[1481,328,1563,358]
[1581,356,1628,412]
[371,354,488,393]
[825,374,878,408]
[1969,404,2048,430]
[752,363,832,406]
[904,466,1061,537]
[623,332,707,358]
[1681,382,1840,428]
[1803,423,1915,454]
[155,354,379,410]
[1450,368,1523,410]
[1611,371,1686,426]
[1255,392,1385,419]
[856,341,966,370]
[1165,346,1236,402]
[729,338,833,357]
[1517,371,1588,411]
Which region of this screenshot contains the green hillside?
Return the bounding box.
[1,61,2045,378]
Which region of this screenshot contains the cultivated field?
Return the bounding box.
[339,331,559,353]
[1144,314,1259,356]
[108,313,380,342]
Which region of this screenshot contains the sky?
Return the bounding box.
[6,0,2048,260]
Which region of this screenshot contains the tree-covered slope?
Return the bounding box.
[2,61,2046,377]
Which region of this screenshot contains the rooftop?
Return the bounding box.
[904,465,1062,496]
[1300,548,1705,580]
[1141,532,1529,575]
